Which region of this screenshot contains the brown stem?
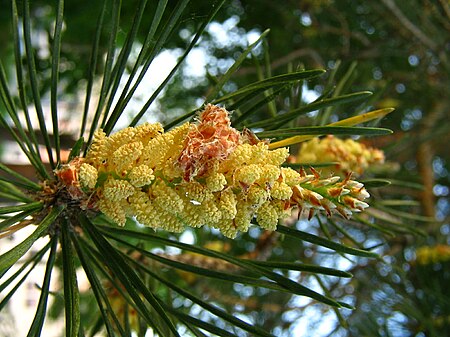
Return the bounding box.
[416,142,435,218]
[415,102,446,230]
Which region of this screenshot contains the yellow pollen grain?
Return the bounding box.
[205,172,227,192]
[280,167,301,186]
[112,141,144,173]
[133,122,164,144]
[128,165,155,187]
[103,178,136,201]
[270,181,293,200]
[79,163,98,189]
[258,165,281,186]
[217,188,237,221]
[98,198,128,226]
[256,201,278,231]
[234,164,261,185]
[247,185,269,206]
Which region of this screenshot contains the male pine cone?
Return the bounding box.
[58,104,370,238]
